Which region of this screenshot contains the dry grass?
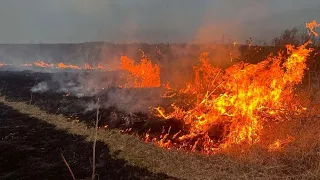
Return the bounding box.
[2,93,320,180]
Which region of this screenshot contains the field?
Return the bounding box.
[1,41,320,179]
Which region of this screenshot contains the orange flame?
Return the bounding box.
[148,21,319,153]
[57,62,81,69]
[33,60,54,68]
[268,136,295,151]
[97,64,104,70]
[306,20,320,36]
[0,62,4,67]
[152,42,312,154]
[84,63,93,70]
[120,51,160,88]
[23,63,33,67]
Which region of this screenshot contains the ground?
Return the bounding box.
[1,70,320,180]
[0,71,176,180]
[0,103,176,180]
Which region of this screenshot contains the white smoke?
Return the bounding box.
[104,88,163,113]
[31,81,49,93]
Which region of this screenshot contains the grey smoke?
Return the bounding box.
[31,74,164,113]
[104,88,163,113]
[31,81,49,93]
[84,101,99,112]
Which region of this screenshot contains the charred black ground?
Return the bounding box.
[0,70,183,133]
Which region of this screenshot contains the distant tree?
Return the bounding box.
[272,28,301,47]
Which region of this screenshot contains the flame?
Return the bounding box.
[33,60,54,68]
[146,21,319,154]
[97,64,104,70]
[23,63,33,67]
[57,62,81,69]
[0,62,4,67]
[84,63,93,70]
[306,20,320,36]
[120,51,160,88]
[268,136,295,151]
[150,42,312,154]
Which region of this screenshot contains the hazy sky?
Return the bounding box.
[0,0,319,43]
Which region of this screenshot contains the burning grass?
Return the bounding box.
[33,60,54,68]
[138,21,320,155]
[57,62,82,70]
[120,50,161,88]
[0,60,106,71]
[151,42,312,154]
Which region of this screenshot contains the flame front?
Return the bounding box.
[153,42,312,153]
[34,60,54,68]
[57,62,81,69]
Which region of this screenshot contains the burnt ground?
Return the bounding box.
[0,71,177,180]
[0,70,183,134]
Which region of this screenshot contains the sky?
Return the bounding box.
[0,0,319,43]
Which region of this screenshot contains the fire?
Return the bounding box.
[151,42,312,154]
[84,63,93,70]
[306,20,320,36]
[57,62,69,69]
[120,51,160,88]
[23,63,33,67]
[144,20,319,154]
[268,136,295,151]
[97,64,104,70]
[57,62,81,69]
[33,60,54,68]
[0,62,4,67]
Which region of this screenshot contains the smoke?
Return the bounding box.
[31,81,49,93]
[53,72,103,97]
[84,101,99,112]
[29,70,123,97]
[104,87,163,113]
[30,70,163,113]
[12,1,308,115]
